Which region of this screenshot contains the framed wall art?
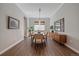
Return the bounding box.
[8,16,19,29]
[54,18,64,32]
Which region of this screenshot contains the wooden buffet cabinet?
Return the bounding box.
[49,32,67,44]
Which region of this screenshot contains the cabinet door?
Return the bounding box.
[60,35,66,43]
[55,34,60,41]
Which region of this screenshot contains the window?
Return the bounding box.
[34,25,45,31]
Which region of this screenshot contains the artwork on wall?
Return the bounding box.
[54,20,60,32]
[8,16,19,29]
[54,18,64,32]
[60,18,64,32]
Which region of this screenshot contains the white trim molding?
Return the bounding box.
[0,39,23,55]
[65,44,79,54]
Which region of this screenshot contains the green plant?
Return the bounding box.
[29,26,34,32]
[29,29,31,32]
[30,26,34,31]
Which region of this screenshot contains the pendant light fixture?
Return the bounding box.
[38,8,41,25]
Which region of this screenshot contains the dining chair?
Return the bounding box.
[32,34,46,48]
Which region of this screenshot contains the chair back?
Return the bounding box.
[34,34,44,40]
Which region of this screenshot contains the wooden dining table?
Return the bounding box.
[31,33,47,46]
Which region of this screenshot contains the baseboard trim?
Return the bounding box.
[0,39,23,55]
[65,44,79,54]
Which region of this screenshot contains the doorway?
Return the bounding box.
[24,17,27,38]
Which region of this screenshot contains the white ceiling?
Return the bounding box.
[16,3,63,18]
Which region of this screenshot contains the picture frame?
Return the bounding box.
[8,16,19,29]
[60,18,64,32]
[54,18,64,32]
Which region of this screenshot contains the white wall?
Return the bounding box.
[51,3,79,53]
[0,3,25,54]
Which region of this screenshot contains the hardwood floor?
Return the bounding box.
[1,37,79,56]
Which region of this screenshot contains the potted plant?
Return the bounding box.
[30,26,34,32]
